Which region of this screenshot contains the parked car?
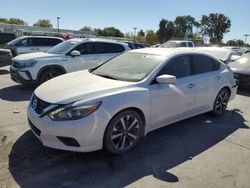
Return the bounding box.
[10,38,130,85]
[27,48,237,154]
[4,36,64,56]
[122,41,145,49]
[193,47,241,64]
[0,49,12,67]
[134,42,145,49]
[228,53,250,88]
[0,33,16,45]
[161,40,195,48]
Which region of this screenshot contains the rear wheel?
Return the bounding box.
[39,69,62,84]
[104,110,143,154]
[212,88,230,115]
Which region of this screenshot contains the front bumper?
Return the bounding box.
[27,103,109,152]
[10,66,37,85]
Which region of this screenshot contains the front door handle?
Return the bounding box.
[186,83,196,88]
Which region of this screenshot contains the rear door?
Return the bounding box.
[190,54,221,111]
[94,42,126,63]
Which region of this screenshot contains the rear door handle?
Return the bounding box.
[186,83,196,88]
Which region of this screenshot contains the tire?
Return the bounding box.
[104,110,143,154]
[212,88,230,116]
[39,69,62,84]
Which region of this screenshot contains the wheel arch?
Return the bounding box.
[102,107,147,147]
[37,65,66,81]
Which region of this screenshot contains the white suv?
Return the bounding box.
[161,40,195,48]
[7,36,64,55]
[10,38,130,85]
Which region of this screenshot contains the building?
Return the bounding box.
[0,23,97,38]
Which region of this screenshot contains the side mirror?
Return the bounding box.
[70,50,81,57]
[156,74,176,84]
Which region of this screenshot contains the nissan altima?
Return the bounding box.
[27,48,238,154]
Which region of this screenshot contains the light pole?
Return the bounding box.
[57,17,60,37]
[133,27,137,41]
[244,34,249,44]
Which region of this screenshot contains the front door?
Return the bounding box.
[149,55,196,128]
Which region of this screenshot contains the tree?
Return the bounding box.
[200,13,231,43]
[0,17,26,25]
[80,26,92,31]
[0,18,8,24]
[174,15,199,38]
[95,27,124,37]
[146,30,158,45]
[138,29,145,37]
[157,19,174,43]
[226,39,244,46]
[33,19,53,28]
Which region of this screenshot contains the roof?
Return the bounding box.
[68,38,128,45]
[17,35,63,39]
[130,47,195,57]
[131,47,235,61]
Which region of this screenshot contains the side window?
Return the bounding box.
[191,55,220,75]
[95,42,125,54]
[74,42,95,55]
[180,42,187,47]
[16,38,28,46]
[158,55,191,78]
[48,38,62,46]
[31,38,44,46]
[187,42,193,47]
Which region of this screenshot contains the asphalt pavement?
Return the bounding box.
[0,66,250,188]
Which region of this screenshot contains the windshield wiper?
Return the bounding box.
[94,73,118,80]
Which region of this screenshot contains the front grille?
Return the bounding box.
[28,118,41,136]
[31,94,51,114]
[12,60,23,69]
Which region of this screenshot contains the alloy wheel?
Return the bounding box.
[111,115,140,151]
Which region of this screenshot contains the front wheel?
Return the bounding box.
[212,88,230,116]
[104,110,143,154]
[39,69,62,84]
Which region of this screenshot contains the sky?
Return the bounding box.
[1,0,250,43]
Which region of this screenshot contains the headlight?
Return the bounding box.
[21,60,37,68]
[48,101,102,121]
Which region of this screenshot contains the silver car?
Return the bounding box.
[228,53,250,88]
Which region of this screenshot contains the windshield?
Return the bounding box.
[92,52,166,82]
[7,37,22,45]
[47,41,77,54]
[161,41,180,48]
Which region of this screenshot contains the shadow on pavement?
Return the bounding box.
[0,85,34,101]
[237,87,250,97]
[9,110,248,188]
[0,69,9,75]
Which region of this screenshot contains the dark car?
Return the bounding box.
[122,41,145,49]
[0,33,16,45]
[228,53,250,88]
[0,48,12,67]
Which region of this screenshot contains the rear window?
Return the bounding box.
[31,38,62,46]
[95,42,125,53]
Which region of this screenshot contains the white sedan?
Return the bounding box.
[27,48,238,154]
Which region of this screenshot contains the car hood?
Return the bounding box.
[228,60,250,74]
[13,52,61,61]
[35,70,137,104]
